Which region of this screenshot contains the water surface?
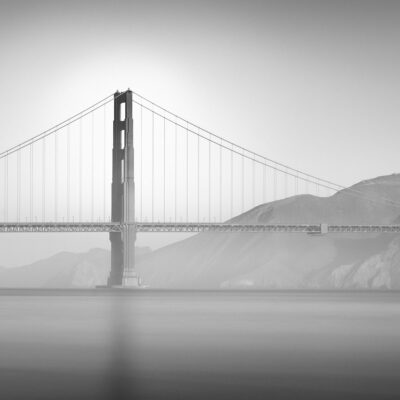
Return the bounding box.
[1,289,400,399]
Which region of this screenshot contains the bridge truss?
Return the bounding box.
[1,222,400,235]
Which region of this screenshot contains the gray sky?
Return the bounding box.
[1,0,400,266]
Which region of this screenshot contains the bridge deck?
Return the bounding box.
[0,222,400,234]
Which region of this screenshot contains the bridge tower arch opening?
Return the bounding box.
[107,90,140,287]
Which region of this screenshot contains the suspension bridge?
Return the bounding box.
[1,89,399,286]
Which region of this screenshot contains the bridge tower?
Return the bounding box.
[107,90,140,287]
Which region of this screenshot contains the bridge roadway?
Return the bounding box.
[0,222,400,234]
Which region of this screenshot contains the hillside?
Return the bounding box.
[135,174,400,289]
[0,247,150,288]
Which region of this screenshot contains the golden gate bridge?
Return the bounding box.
[1,89,399,286]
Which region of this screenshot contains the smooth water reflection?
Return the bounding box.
[1,290,400,400]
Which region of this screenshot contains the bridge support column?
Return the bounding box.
[107,90,140,287]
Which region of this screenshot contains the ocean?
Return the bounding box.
[1,289,400,400]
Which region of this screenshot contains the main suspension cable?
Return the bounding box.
[0,92,125,159]
[133,99,400,209]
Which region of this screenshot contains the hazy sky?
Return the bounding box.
[1,0,400,265]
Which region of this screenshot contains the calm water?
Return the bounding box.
[1,290,400,400]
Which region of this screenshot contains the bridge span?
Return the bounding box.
[2,89,400,286]
[1,222,400,234]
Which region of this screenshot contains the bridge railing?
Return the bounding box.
[0,222,400,234]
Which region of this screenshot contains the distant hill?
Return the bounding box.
[135,174,400,289]
[0,247,150,288]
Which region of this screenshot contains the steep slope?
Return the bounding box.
[0,249,110,288]
[136,174,400,289]
[0,247,151,288]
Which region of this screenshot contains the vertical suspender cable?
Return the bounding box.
[274,168,277,200]
[219,140,222,222]
[17,149,21,222]
[103,105,107,221]
[163,117,166,223]
[79,119,82,221]
[91,113,94,222]
[230,146,233,218]
[30,144,33,221]
[285,167,288,198]
[4,154,7,222]
[54,133,58,221]
[174,121,177,222]
[67,126,70,221]
[186,122,189,223]
[197,131,200,223]
[263,163,266,204]
[252,154,255,207]
[209,137,211,222]
[140,105,143,222]
[242,152,244,213]
[42,140,45,221]
[152,112,154,222]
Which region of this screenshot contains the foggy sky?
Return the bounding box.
[1,0,400,266]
